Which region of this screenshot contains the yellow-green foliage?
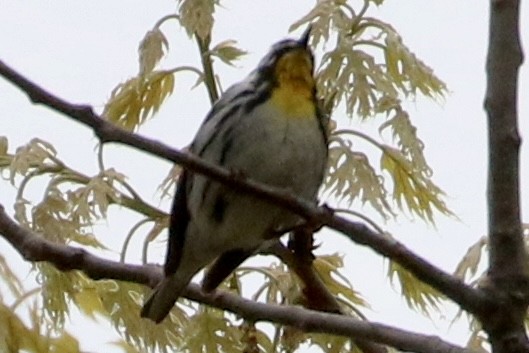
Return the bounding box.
[138,28,169,76]
[388,261,444,315]
[326,139,394,219]
[0,256,82,353]
[380,146,451,223]
[0,302,81,353]
[178,0,217,40]
[289,1,450,223]
[103,70,175,131]
[313,255,368,310]
[180,309,244,353]
[210,40,248,66]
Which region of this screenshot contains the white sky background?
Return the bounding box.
[0,0,528,352]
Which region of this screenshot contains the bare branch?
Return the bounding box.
[0,58,488,316]
[0,205,476,353]
[264,239,343,313]
[485,0,526,284]
[266,239,389,353]
[482,0,529,352]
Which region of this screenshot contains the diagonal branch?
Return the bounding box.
[0,59,487,316]
[0,205,476,353]
[265,237,388,353]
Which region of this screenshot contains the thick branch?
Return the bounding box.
[483,0,529,352]
[0,58,488,316]
[485,0,526,283]
[485,0,526,281]
[0,205,475,353]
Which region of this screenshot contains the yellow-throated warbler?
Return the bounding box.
[141,27,328,323]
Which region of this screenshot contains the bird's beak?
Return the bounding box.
[299,25,312,48]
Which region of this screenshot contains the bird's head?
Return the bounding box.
[256,26,315,92]
[254,27,317,118]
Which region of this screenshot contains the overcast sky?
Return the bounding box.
[1,1,528,352]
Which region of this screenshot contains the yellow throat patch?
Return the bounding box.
[270,49,316,118]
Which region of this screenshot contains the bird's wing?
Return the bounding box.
[164,171,190,276]
[163,73,265,276]
[201,248,255,292]
[190,74,263,157]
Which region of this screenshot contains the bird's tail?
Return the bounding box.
[140,275,190,323]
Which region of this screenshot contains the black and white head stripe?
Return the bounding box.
[254,26,314,76]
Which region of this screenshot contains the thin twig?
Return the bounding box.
[195,35,219,104]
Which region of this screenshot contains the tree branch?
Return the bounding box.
[196,34,220,104]
[485,0,526,285]
[0,205,476,353]
[265,238,388,353]
[483,0,529,352]
[0,58,488,316]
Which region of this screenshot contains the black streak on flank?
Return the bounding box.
[212,195,227,223]
[219,132,234,165]
[164,172,190,276]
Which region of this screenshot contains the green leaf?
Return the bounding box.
[97,281,187,353]
[8,138,59,184]
[38,264,82,329]
[311,12,446,120]
[138,28,169,75]
[31,178,110,244]
[49,332,82,353]
[313,254,368,310]
[0,254,25,298]
[0,301,82,353]
[380,146,452,222]
[210,40,247,66]
[384,30,447,97]
[325,137,394,219]
[0,302,23,352]
[62,170,123,223]
[0,136,7,156]
[246,262,298,305]
[69,232,108,249]
[454,237,487,281]
[178,0,217,40]
[180,309,243,353]
[111,340,143,353]
[309,333,350,353]
[73,285,106,319]
[388,261,445,315]
[103,70,176,131]
[158,164,182,200]
[290,0,353,47]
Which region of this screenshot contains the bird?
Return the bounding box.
[140,27,329,323]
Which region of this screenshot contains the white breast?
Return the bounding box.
[184,101,327,264]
